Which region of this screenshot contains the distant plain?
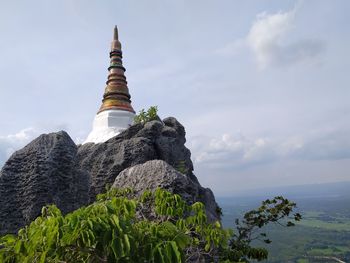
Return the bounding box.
[218,182,350,263]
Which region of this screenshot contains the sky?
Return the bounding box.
[0,0,349,196]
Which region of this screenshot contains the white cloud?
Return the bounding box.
[188,129,350,171]
[247,8,325,69]
[189,133,277,169]
[278,136,304,156]
[218,5,325,69]
[247,10,295,68]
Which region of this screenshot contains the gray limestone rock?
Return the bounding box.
[0,131,89,235]
[77,136,157,202]
[0,117,221,235]
[112,160,220,222]
[77,117,196,201]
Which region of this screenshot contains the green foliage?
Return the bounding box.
[0,188,230,262]
[0,189,301,263]
[134,106,158,124]
[228,196,302,262]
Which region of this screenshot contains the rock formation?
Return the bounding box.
[0,131,89,235]
[0,117,221,235]
[113,159,219,222]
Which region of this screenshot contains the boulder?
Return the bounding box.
[113,160,220,222]
[0,131,89,235]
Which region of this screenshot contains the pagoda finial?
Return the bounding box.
[113,25,119,40]
[98,26,134,114]
[111,25,121,50]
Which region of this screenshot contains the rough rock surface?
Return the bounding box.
[113,160,219,222]
[77,117,195,201]
[0,131,89,235]
[0,117,220,235]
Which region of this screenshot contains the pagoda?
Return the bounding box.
[84,26,135,144]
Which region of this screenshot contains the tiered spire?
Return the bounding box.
[98,26,135,113]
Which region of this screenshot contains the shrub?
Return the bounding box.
[134,106,158,124]
[0,188,301,263]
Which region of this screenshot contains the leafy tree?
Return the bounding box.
[0,188,301,263]
[227,196,302,262]
[134,106,159,124]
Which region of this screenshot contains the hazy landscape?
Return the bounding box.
[219,181,350,262]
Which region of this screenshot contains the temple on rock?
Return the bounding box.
[84,26,135,144]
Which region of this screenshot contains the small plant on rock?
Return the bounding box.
[134,106,158,124]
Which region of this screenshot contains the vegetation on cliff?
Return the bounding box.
[0,188,300,262]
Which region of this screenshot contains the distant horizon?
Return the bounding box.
[216,180,350,198]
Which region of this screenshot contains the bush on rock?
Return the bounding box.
[0,188,300,263]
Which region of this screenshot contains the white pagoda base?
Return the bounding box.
[83,109,135,144]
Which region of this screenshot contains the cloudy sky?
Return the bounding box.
[0,0,349,196]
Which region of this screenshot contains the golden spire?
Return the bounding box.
[98,26,135,113]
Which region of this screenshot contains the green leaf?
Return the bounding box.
[14,240,23,253]
[173,232,190,249]
[39,251,47,263]
[123,234,130,254]
[169,241,182,262]
[204,242,211,252]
